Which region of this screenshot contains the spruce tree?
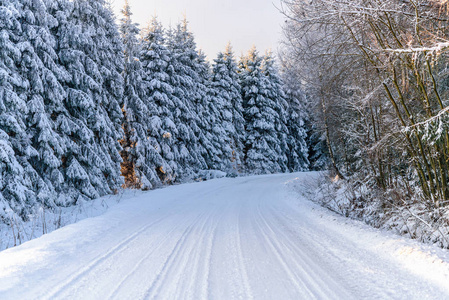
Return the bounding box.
[86,0,125,194]
[18,0,71,207]
[282,76,310,171]
[0,0,35,218]
[166,19,206,179]
[260,51,290,172]
[0,130,32,220]
[239,47,282,174]
[139,17,177,182]
[195,50,228,171]
[51,0,124,203]
[212,44,245,173]
[119,1,168,189]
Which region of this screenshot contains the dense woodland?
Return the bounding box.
[0,0,311,221]
[281,0,449,246]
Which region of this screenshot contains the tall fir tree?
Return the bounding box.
[85,0,125,194]
[260,51,290,173]
[211,44,245,173]
[51,0,124,203]
[119,1,168,189]
[166,19,206,179]
[195,50,228,170]
[139,17,177,182]
[239,47,283,174]
[18,0,71,207]
[0,0,35,218]
[0,130,31,221]
[282,76,310,171]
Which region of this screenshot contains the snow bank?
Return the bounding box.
[0,190,147,251]
[295,172,449,249]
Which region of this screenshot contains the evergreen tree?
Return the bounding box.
[239,47,283,174]
[139,17,177,182]
[306,124,327,170]
[282,76,309,171]
[86,0,125,193]
[18,0,70,207]
[0,0,35,218]
[0,130,31,221]
[119,1,167,189]
[195,50,228,170]
[260,51,290,172]
[211,44,245,173]
[51,0,124,203]
[166,19,206,179]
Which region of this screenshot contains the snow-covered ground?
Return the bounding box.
[0,173,449,299]
[0,190,139,251]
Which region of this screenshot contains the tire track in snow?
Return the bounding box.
[142,210,209,299]
[166,209,216,299]
[201,206,223,300]
[171,206,222,300]
[164,204,223,300]
[208,198,255,300]
[106,212,196,299]
[236,207,254,300]
[45,185,230,300]
[251,202,314,297]
[140,186,237,300]
[255,201,353,299]
[111,190,228,299]
[41,213,170,300]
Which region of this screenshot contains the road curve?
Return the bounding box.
[0,173,448,299]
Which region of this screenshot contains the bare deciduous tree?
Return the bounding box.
[281,0,449,207]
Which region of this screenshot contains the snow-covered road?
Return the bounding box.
[1,173,449,299]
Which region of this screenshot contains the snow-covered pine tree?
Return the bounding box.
[119,1,168,190]
[282,76,309,171]
[17,0,72,207]
[279,53,326,171]
[166,19,206,179]
[50,0,124,204]
[194,50,228,171]
[306,124,328,170]
[260,51,290,173]
[0,130,31,221]
[85,0,125,194]
[239,47,283,174]
[0,0,35,218]
[211,43,245,173]
[139,17,177,182]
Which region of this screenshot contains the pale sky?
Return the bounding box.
[111,0,285,60]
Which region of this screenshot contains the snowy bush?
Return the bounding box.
[195,170,227,182]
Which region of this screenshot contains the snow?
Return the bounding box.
[1,172,449,299]
[0,191,131,251]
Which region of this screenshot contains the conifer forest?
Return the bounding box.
[0,0,310,222]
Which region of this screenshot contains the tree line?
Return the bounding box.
[0,0,309,221]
